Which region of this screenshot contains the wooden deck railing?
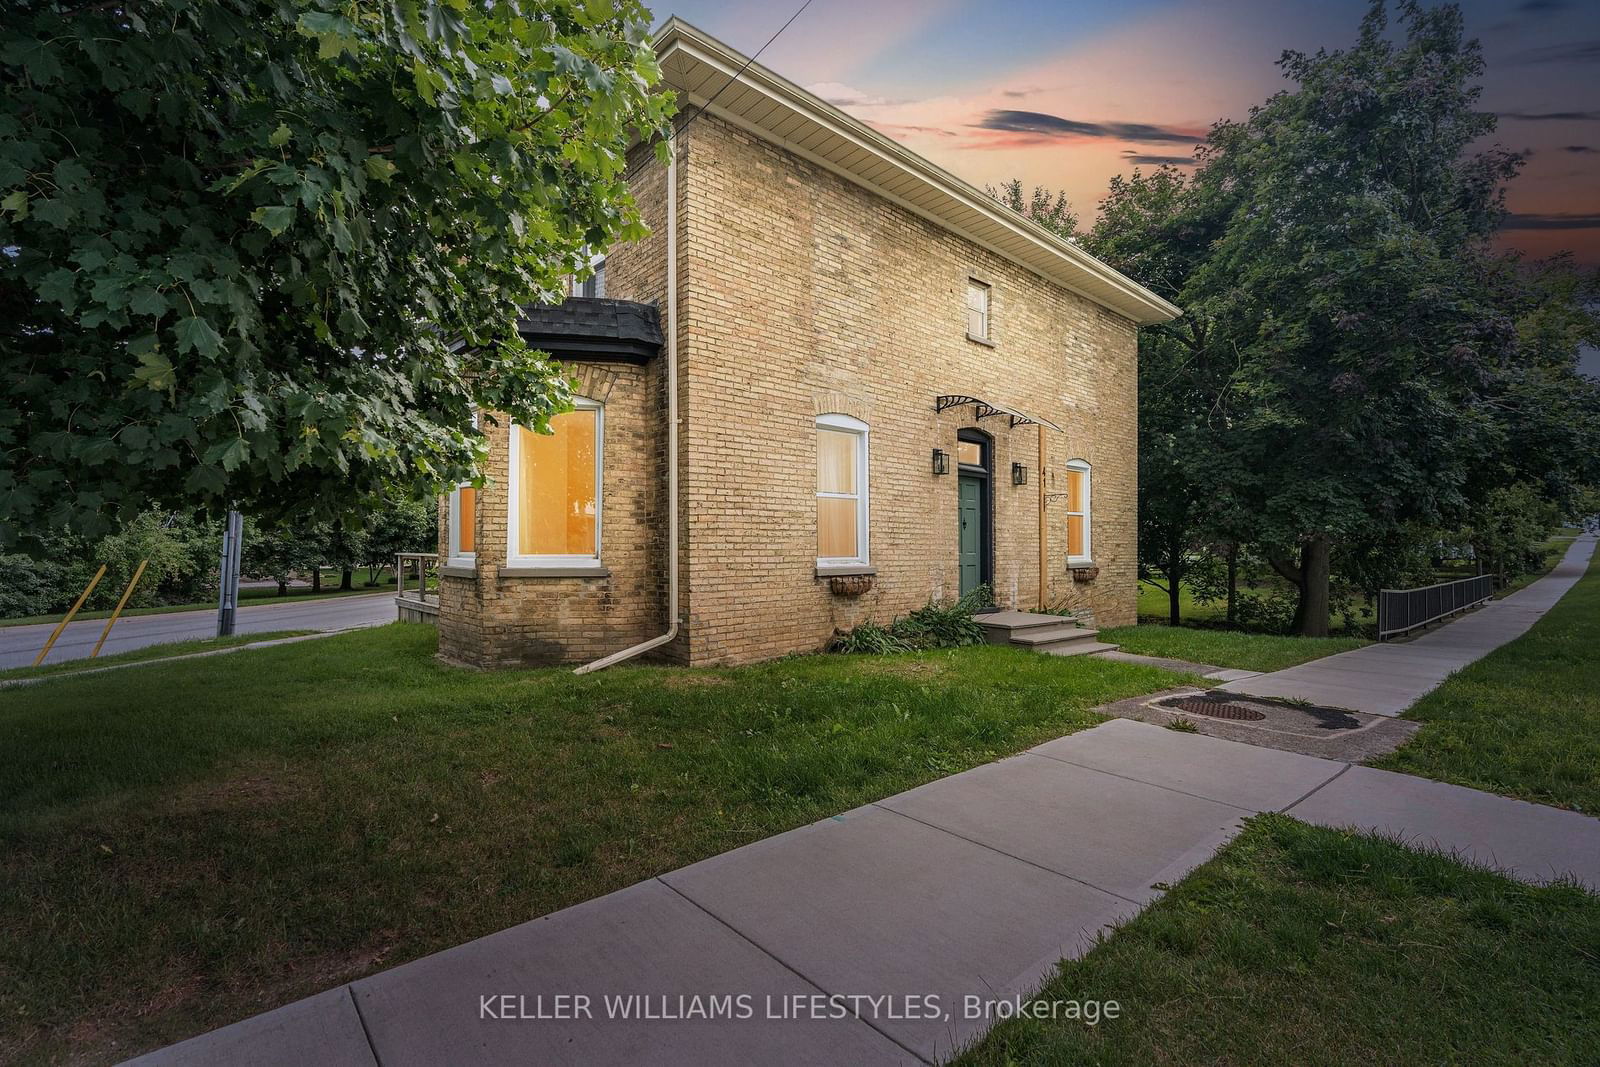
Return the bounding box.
[395,553,439,603]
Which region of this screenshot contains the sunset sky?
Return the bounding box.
[663,0,1600,271]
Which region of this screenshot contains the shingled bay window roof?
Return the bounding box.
[517,298,664,363]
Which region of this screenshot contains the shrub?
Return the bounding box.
[831,586,993,653]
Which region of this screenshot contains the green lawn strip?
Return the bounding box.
[1370,549,1600,814]
[0,584,401,628]
[0,631,317,682]
[1100,624,1367,673]
[960,814,1600,1066]
[0,626,1194,1064]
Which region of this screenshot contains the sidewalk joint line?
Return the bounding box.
[653,877,933,1065]
[346,984,385,1067]
[868,803,1149,906]
[1278,763,1353,814]
[1021,751,1261,814]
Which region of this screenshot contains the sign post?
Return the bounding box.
[216,510,243,637]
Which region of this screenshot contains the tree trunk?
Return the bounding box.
[1168,527,1184,626]
[340,568,353,591]
[1293,536,1331,638]
[311,569,322,594]
[276,579,288,596]
[1225,543,1239,626]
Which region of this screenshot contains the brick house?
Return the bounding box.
[432,18,1179,670]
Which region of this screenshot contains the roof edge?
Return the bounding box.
[652,17,1181,326]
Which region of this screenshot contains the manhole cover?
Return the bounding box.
[1164,697,1267,722]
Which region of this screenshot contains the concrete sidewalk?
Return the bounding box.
[1218,534,1597,715]
[130,718,1600,1067]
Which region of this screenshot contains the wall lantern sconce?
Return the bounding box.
[932,448,950,475]
[1012,462,1028,486]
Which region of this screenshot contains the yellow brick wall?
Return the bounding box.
[435,142,673,668]
[438,121,1138,668]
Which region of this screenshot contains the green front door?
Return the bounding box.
[958,474,983,597]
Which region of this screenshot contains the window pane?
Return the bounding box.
[817,428,856,494]
[818,496,858,558]
[967,308,985,336]
[1067,514,1086,558]
[1067,470,1086,513]
[956,440,982,467]
[457,486,476,554]
[517,411,598,556]
[967,283,987,312]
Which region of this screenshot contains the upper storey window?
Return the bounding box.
[966,280,990,341]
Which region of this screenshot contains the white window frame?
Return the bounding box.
[447,410,480,567]
[446,482,476,567]
[816,413,870,569]
[1065,458,1092,565]
[576,248,606,298]
[507,397,604,568]
[966,279,990,341]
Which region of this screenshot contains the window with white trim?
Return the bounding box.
[447,410,480,566]
[508,398,603,567]
[577,257,606,298]
[1065,459,1091,564]
[816,414,869,568]
[447,482,477,565]
[966,280,990,340]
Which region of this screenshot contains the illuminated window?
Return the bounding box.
[817,414,869,567]
[509,399,602,566]
[447,484,476,563]
[1065,459,1091,564]
[966,280,990,340]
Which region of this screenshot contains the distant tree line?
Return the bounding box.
[0,496,435,619]
[992,2,1600,635]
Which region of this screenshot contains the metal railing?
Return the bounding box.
[1377,574,1493,640]
[395,553,439,603]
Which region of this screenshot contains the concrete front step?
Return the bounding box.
[1010,624,1101,647]
[1041,640,1120,658]
[974,611,1118,658]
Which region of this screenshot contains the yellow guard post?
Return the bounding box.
[91,559,150,659]
[33,563,107,667]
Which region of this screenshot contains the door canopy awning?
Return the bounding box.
[935,394,1063,433]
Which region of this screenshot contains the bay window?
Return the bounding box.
[447,483,477,565]
[508,399,603,567]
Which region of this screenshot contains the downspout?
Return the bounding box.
[1037,423,1048,611]
[576,132,680,674]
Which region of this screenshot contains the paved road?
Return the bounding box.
[132,717,1600,1067]
[0,593,398,670]
[1219,534,1597,715]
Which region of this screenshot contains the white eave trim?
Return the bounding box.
[652,18,1182,327]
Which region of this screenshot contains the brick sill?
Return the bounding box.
[498,565,611,579]
[439,565,476,578]
[966,332,995,348]
[816,565,877,578]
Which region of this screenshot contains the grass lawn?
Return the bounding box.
[1371,547,1600,814]
[0,625,1192,1064]
[1100,624,1367,673]
[0,631,314,683]
[961,814,1600,1065]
